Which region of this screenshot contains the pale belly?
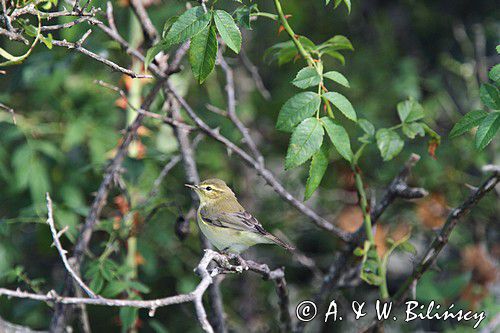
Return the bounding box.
[197,214,268,254]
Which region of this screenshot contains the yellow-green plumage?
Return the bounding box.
[186,179,294,254]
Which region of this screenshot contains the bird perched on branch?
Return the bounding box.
[186,178,294,254]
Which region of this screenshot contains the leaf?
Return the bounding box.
[304,146,329,200]
[358,118,375,136]
[276,92,321,132]
[234,5,256,29]
[475,112,500,150]
[89,273,104,293]
[376,129,404,161]
[189,24,218,84]
[480,83,500,110]
[320,35,354,51]
[343,0,351,13]
[213,10,242,53]
[402,122,425,139]
[120,307,138,332]
[29,155,50,208]
[128,280,151,293]
[323,71,350,87]
[292,67,321,89]
[321,117,353,162]
[145,42,167,69]
[399,241,417,255]
[489,64,500,83]
[101,281,128,297]
[162,16,179,39]
[397,99,424,123]
[320,48,345,65]
[323,92,357,121]
[285,118,324,169]
[164,6,212,46]
[449,109,488,138]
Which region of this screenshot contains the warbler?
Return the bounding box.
[185,178,294,254]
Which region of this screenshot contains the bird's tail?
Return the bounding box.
[266,233,295,251]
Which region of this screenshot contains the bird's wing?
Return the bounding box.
[200,208,268,236]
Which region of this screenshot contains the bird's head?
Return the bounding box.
[185,178,235,204]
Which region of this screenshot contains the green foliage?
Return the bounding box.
[164,6,212,46]
[321,117,353,162]
[323,71,350,88]
[376,128,404,161]
[285,117,324,169]
[323,92,357,121]
[292,67,321,89]
[276,92,321,132]
[304,146,329,200]
[450,62,499,150]
[189,24,218,84]
[213,10,242,53]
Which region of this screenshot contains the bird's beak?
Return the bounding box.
[185,184,197,190]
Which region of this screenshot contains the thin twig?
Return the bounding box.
[52,34,151,79]
[45,193,97,299]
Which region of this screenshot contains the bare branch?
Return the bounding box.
[45,193,97,299]
[393,171,499,302]
[129,0,158,43]
[239,49,271,100]
[52,33,152,79]
[1,249,290,333]
[219,55,264,166]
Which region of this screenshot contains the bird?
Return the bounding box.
[185,178,294,254]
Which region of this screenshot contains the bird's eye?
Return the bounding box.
[205,186,212,191]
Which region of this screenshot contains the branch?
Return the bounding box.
[393,170,499,302]
[45,193,97,299]
[52,31,152,79]
[50,79,165,332]
[359,169,499,332]
[129,0,158,44]
[1,249,291,333]
[219,55,264,166]
[239,49,271,100]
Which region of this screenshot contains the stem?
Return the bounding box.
[352,164,389,299]
[272,0,315,67]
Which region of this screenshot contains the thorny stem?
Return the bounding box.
[272,0,316,68]
[352,164,389,300]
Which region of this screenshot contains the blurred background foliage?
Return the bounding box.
[0,0,498,332]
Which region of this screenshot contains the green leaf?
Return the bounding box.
[292,67,321,89]
[304,146,328,200]
[358,118,375,136]
[145,41,170,69]
[343,0,351,13]
[120,307,138,332]
[128,280,151,293]
[29,156,50,208]
[402,122,425,139]
[480,83,500,110]
[321,117,353,162]
[449,109,489,138]
[234,5,256,29]
[162,16,179,39]
[399,241,417,255]
[376,129,404,161]
[164,6,212,46]
[189,24,218,84]
[323,71,350,87]
[320,35,353,51]
[89,273,104,293]
[323,92,357,121]
[320,48,345,65]
[285,118,324,169]
[40,34,53,49]
[101,281,128,297]
[489,64,500,82]
[213,10,241,53]
[475,112,500,150]
[276,92,321,132]
[397,99,424,123]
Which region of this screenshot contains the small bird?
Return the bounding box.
[185,178,294,254]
